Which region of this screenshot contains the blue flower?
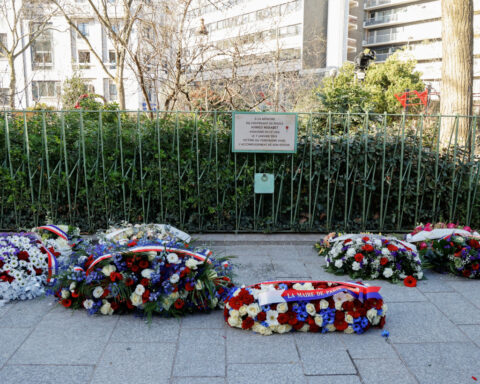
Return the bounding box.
[382,330,390,338]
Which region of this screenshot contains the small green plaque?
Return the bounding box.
[254,173,274,194]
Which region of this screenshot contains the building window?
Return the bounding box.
[77,22,90,37]
[0,33,7,58]
[32,81,60,99]
[0,88,9,106]
[78,50,91,67]
[104,79,117,101]
[108,50,116,69]
[31,30,53,69]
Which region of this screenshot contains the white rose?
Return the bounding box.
[195,280,203,290]
[382,303,388,313]
[416,271,423,280]
[83,299,93,309]
[345,314,354,324]
[239,305,248,316]
[334,259,343,268]
[346,248,356,257]
[383,268,393,278]
[93,286,104,299]
[146,251,157,261]
[170,292,179,300]
[69,282,76,291]
[185,258,199,270]
[352,262,361,271]
[167,253,180,264]
[292,283,303,290]
[135,284,145,295]
[246,303,261,317]
[141,269,154,279]
[299,324,310,332]
[266,310,279,326]
[130,292,143,307]
[170,274,180,284]
[374,239,382,247]
[100,300,113,315]
[344,326,355,334]
[228,315,241,328]
[314,316,323,327]
[276,302,288,313]
[326,323,336,332]
[276,324,292,333]
[381,248,390,256]
[303,283,314,290]
[366,308,378,323]
[306,303,316,316]
[229,309,239,318]
[61,289,70,299]
[101,264,116,277]
[320,299,329,309]
[335,301,343,310]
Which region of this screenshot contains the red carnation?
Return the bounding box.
[309,323,320,333]
[380,257,388,266]
[125,278,134,286]
[293,321,305,330]
[174,298,185,309]
[362,244,374,252]
[241,317,254,330]
[462,269,471,277]
[354,253,364,262]
[130,265,139,273]
[126,300,134,309]
[472,263,479,271]
[257,311,267,322]
[110,272,123,282]
[362,236,370,242]
[287,311,298,325]
[17,251,30,261]
[387,244,398,252]
[334,319,348,331]
[229,296,243,310]
[61,299,72,308]
[111,302,119,311]
[307,316,316,326]
[71,291,79,298]
[334,311,345,320]
[138,260,149,269]
[403,276,417,288]
[185,282,195,291]
[140,278,150,287]
[469,239,480,249]
[342,301,354,311]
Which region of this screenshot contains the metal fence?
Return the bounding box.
[1,110,479,233]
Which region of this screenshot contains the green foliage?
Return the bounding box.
[315,52,425,114]
[61,72,90,110]
[0,111,478,232]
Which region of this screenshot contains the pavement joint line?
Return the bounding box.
[1,300,57,371]
[386,340,421,384]
[5,363,96,367]
[168,312,182,382]
[87,314,120,384]
[223,326,227,379]
[448,283,480,312]
[345,349,365,384]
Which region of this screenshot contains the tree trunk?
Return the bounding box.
[116,50,126,110]
[440,0,473,146]
[8,54,16,109]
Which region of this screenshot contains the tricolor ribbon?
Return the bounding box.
[77,246,214,275]
[252,280,382,307]
[44,246,58,284]
[37,225,70,241]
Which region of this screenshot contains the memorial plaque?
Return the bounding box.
[232,112,297,153]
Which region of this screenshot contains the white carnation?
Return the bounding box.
[334,259,343,268]
[135,284,145,295]
[306,303,316,316]
[101,264,116,277]
[141,268,154,279]
[100,300,114,315]
[93,286,104,299]
[83,299,94,309]
[167,253,180,264]
[246,303,261,317]
[352,261,361,271]
[169,274,180,284]
[383,268,393,278]
[276,302,288,313]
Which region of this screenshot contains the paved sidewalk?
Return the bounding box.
[0,237,479,384]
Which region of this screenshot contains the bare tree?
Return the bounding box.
[0,0,54,109]
[440,0,473,146]
[49,0,142,110]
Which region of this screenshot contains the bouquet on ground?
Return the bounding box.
[324,234,422,285]
[0,233,57,304]
[406,222,479,245]
[224,280,386,335]
[315,232,340,257]
[33,224,80,258]
[99,223,191,247]
[420,233,480,279]
[50,241,234,318]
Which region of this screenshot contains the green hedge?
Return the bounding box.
[0,111,478,232]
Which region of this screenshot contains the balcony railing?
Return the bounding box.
[364,0,418,9]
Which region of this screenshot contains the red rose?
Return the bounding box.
[362,244,374,252]
[61,299,72,308]
[110,272,123,282]
[387,244,398,252]
[287,312,298,325]
[362,236,370,242]
[111,302,119,311]
[141,278,150,287]
[101,289,110,299]
[126,300,134,309]
[229,296,243,310]
[71,291,79,298]
[125,278,134,286]
[185,282,195,291]
[257,311,267,322]
[375,299,383,310]
[139,260,149,269]
[380,257,388,266]
[403,276,417,288]
[354,253,364,262]
[241,317,254,330]
[142,289,150,302]
[130,265,139,273]
[472,263,479,271]
[334,319,348,331]
[334,311,344,321]
[174,298,185,309]
[309,323,320,333]
[277,313,289,324]
[17,251,30,261]
[469,239,480,249]
[379,316,386,328]
[462,269,471,277]
[293,321,305,330]
[342,301,354,311]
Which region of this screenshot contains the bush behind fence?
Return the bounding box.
[1,110,479,232]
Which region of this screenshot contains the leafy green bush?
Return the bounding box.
[0,111,478,232]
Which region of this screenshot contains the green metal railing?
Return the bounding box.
[1,110,479,233]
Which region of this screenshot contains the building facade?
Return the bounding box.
[363,0,480,95]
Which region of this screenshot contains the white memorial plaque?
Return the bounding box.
[232,112,297,153]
